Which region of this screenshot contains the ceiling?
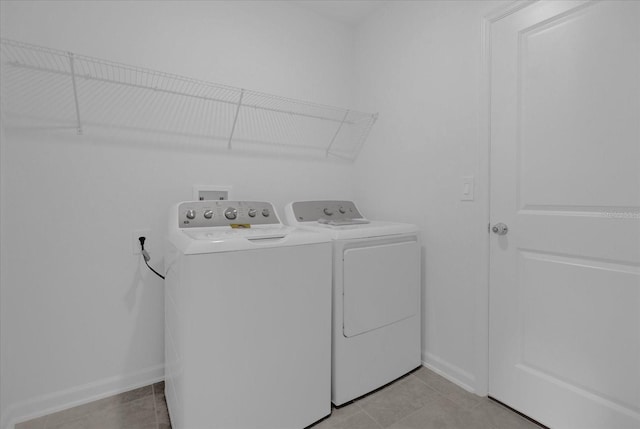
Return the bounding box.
[298,0,389,25]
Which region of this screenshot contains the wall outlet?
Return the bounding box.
[132,229,151,255]
[192,185,231,201]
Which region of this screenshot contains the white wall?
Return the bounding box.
[0,2,356,427]
[352,0,507,392]
[0,1,520,426]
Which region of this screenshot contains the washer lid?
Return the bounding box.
[184,225,292,241]
[170,225,330,254]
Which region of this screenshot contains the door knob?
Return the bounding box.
[492,223,508,235]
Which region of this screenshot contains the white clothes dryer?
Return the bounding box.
[284,200,421,406]
[165,200,332,429]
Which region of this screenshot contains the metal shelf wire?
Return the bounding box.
[0,38,377,160]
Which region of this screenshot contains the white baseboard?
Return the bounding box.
[2,364,164,429]
[422,352,477,394]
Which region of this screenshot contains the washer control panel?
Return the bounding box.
[178,201,279,228]
[291,200,364,222]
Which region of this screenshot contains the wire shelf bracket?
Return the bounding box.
[67,52,83,135]
[0,38,378,161]
[326,109,350,158]
[228,89,244,150]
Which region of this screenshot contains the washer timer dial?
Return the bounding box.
[224,207,238,220]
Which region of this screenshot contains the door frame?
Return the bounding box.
[476,0,544,397]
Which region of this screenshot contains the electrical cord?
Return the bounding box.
[139,237,165,280]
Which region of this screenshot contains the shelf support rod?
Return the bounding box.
[228,89,244,149]
[326,109,349,157]
[67,52,83,135]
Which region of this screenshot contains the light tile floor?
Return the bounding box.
[16,367,543,429]
[311,367,544,429]
[16,382,169,429]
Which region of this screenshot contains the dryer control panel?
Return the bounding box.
[178,201,280,228]
[290,200,364,222]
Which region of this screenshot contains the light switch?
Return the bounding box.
[461,176,474,201]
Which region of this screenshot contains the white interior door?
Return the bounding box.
[488,1,640,428]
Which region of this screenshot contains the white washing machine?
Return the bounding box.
[284,200,422,406]
[165,200,332,429]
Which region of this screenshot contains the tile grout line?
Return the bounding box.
[354,372,442,429]
[385,393,456,429]
[468,396,486,411]
[360,373,444,429]
[42,404,51,429]
[408,373,447,398]
[152,383,160,429]
[357,406,385,429]
[375,372,456,429]
[409,372,439,390]
[409,371,483,411]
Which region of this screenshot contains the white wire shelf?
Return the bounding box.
[0,38,377,161]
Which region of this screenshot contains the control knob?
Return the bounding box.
[262,208,270,217]
[186,209,196,220]
[338,206,346,214]
[248,209,257,218]
[323,208,334,216]
[203,210,214,219]
[224,207,238,220]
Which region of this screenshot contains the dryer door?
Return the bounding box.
[343,236,420,338]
